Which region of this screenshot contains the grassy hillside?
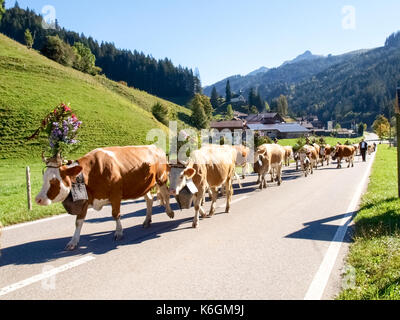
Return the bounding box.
[0,33,192,226]
[0,33,192,161]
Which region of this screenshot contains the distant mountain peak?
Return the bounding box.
[283,50,322,66]
[247,66,269,76]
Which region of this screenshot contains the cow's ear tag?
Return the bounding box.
[186,179,198,194]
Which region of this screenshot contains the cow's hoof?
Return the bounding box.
[65,242,78,251]
[192,222,199,228]
[167,211,175,219]
[143,221,151,229]
[114,233,124,241]
[225,207,230,213]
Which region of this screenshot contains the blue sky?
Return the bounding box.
[7,0,400,86]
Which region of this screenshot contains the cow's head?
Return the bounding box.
[168,164,196,196]
[331,146,339,161]
[35,157,82,206]
[319,146,326,157]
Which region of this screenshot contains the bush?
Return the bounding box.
[41,35,77,67]
[72,42,96,74]
[255,134,272,148]
[152,102,169,126]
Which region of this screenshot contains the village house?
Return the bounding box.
[211,112,309,140]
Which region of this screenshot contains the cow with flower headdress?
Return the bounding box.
[31,104,174,250]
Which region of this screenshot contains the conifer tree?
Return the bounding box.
[210,86,219,109]
[225,80,232,103]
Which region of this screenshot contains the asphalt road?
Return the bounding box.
[0,135,377,300]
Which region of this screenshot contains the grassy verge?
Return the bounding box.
[338,145,400,300]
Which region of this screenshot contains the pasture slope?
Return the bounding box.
[0,33,191,226]
[338,145,400,300]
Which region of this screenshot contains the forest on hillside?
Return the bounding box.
[0,4,201,99]
[205,32,400,127]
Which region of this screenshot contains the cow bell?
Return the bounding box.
[62,193,88,216]
[175,180,198,210]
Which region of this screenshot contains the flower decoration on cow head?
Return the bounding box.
[28,103,82,163]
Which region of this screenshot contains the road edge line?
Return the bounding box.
[0,255,95,298]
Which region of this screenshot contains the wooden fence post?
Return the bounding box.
[26,166,32,211]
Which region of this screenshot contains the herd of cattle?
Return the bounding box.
[31,141,374,251]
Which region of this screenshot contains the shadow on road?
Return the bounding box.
[285,212,356,243]
[0,215,194,267]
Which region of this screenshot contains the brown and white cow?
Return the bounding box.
[234,145,251,179]
[319,144,332,166]
[169,144,236,228]
[35,145,174,250]
[299,145,318,177]
[283,146,293,167]
[254,144,285,189]
[331,145,356,169]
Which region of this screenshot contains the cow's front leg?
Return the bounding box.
[260,173,267,189]
[111,199,123,241]
[66,217,85,251]
[158,184,174,219]
[193,188,206,228]
[143,192,154,229]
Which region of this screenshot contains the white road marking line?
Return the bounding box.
[304,151,376,300]
[3,213,70,231]
[0,256,95,298]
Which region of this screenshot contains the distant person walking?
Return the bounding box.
[359,139,368,162]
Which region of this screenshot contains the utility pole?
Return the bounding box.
[396,88,400,198]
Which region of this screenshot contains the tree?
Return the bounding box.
[226,104,234,120]
[24,28,33,49]
[248,88,256,110]
[276,95,289,116]
[152,102,169,126]
[210,86,219,109]
[225,80,232,103]
[0,0,5,22]
[264,101,270,112]
[250,106,258,114]
[357,122,365,136]
[190,94,209,129]
[372,115,390,141]
[255,93,265,113]
[270,99,278,113]
[41,35,77,67]
[199,94,213,121]
[73,42,96,74]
